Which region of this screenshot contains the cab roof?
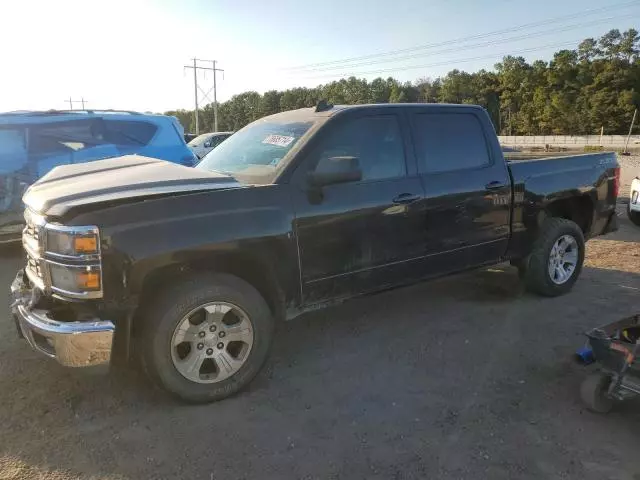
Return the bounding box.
[0,110,176,126]
[260,102,485,123]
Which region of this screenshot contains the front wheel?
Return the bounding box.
[523,218,585,297]
[140,273,274,403]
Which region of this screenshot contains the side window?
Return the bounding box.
[413,113,490,174]
[103,120,158,146]
[29,120,105,155]
[314,115,406,182]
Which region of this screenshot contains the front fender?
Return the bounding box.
[70,185,299,308]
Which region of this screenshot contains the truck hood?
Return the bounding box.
[23,155,243,218]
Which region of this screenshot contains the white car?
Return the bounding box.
[628,177,640,226]
[188,132,233,159]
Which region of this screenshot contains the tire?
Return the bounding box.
[139,273,274,403]
[627,202,640,227]
[580,372,614,414]
[523,218,585,297]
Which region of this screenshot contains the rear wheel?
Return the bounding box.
[140,273,274,403]
[580,372,614,414]
[523,218,585,297]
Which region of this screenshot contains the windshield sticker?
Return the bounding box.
[262,134,295,147]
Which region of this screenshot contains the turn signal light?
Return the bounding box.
[74,236,98,254]
[78,272,100,289]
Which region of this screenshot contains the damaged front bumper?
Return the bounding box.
[10,270,115,367]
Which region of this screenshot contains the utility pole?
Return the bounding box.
[65,97,88,110]
[184,58,224,134]
[213,60,219,133]
[599,126,604,147]
[192,58,199,135]
[624,109,637,155]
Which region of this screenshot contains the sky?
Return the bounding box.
[0,0,638,113]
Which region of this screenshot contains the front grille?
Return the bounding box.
[23,209,45,286]
[26,253,43,278]
[24,216,40,242]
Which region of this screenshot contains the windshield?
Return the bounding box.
[196,119,315,184]
[188,133,212,147]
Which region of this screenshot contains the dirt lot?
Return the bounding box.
[2,158,640,480]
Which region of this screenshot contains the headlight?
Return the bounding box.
[46,228,99,257]
[49,263,101,293]
[42,224,103,299]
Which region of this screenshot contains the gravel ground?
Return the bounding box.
[2,157,640,480]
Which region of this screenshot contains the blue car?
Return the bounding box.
[0,110,196,242]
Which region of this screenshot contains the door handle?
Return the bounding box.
[485,181,506,190]
[392,193,421,204]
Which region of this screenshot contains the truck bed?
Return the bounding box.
[507,152,617,181]
[504,151,589,161]
[506,151,619,256]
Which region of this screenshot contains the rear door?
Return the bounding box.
[409,108,511,273]
[291,109,426,305]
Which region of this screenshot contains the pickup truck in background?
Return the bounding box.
[10,103,619,403]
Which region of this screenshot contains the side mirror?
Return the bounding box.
[307,156,362,187]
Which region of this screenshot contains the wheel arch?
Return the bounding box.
[133,250,287,330]
[543,193,595,236]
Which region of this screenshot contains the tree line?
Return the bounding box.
[167,29,640,136]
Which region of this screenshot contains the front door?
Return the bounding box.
[291,111,426,306]
[409,109,512,274]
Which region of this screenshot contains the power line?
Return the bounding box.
[282,0,639,71]
[285,1,638,71]
[184,58,224,134]
[298,39,582,80]
[289,13,638,74]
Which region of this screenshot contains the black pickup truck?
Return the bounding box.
[10,103,619,402]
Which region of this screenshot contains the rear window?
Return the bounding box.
[103,120,157,146]
[413,113,490,173]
